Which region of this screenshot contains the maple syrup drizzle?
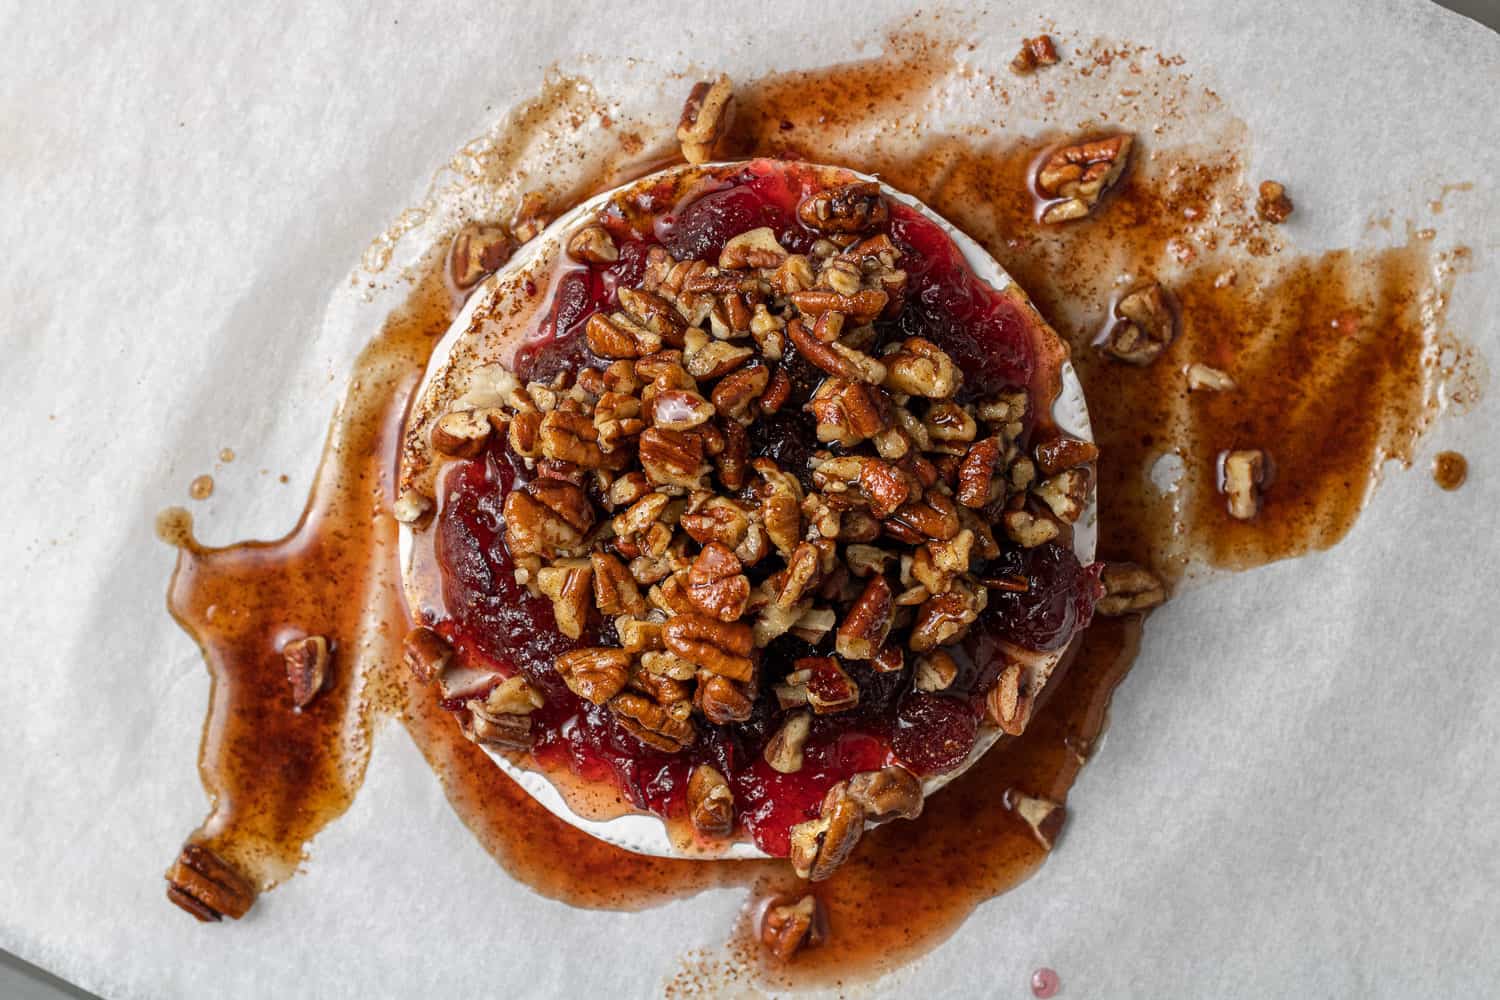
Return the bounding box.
[159,34,1472,987]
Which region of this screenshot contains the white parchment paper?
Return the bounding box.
[1,2,1497,997]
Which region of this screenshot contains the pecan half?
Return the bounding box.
[761,895,827,962]
[554,647,631,705]
[165,843,256,922]
[449,223,515,289]
[719,227,789,270]
[687,764,735,837]
[808,377,890,447]
[677,74,734,165]
[536,559,595,639]
[695,672,754,723]
[797,181,888,234]
[282,634,330,708]
[663,613,755,681]
[1101,282,1175,365]
[789,782,866,881]
[639,427,711,488]
[1097,562,1167,615]
[503,480,593,559]
[686,542,751,621]
[1036,134,1133,224]
[610,691,697,752]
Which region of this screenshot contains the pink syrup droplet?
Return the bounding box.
[1031,967,1060,998]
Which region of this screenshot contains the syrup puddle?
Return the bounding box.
[159,22,1477,991]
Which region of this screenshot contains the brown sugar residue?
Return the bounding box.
[188,475,214,500]
[159,20,1479,991]
[1433,451,1468,491]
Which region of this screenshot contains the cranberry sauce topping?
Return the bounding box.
[436,160,1098,854]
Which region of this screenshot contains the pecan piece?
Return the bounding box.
[882,337,960,398]
[610,692,697,752]
[719,226,789,270]
[695,672,755,724]
[467,676,544,750]
[676,74,734,165]
[1256,180,1294,224]
[431,408,496,459]
[639,426,711,488]
[909,580,986,652]
[540,409,615,468]
[846,765,923,821]
[449,223,515,289]
[1009,790,1065,849]
[1033,468,1090,523]
[554,647,631,705]
[1186,362,1237,392]
[914,650,959,692]
[503,480,593,559]
[789,781,866,881]
[586,312,650,359]
[591,551,646,617]
[956,437,1002,508]
[794,656,861,714]
[1101,282,1176,365]
[884,493,961,542]
[282,634,330,708]
[1034,433,1100,476]
[789,288,889,325]
[1036,134,1132,224]
[566,223,618,264]
[985,661,1035,736]
[165,843,256,922]
[536,559,595,640]
[1097,561,1167,615]
[835,575,894,660]
[687,542,751,621]
[1220,448,1268,519]
[764,710,812,773]
[808,377,890,447]
[663,613,755,681]
[402,626,452,684]
[1011,34,1060,74]
[785,318,886,383]
[761,895,827,962]
[687,764,735,837]
[712,364,770,424]
[1002,508,1061,548]
[797,181,889,234]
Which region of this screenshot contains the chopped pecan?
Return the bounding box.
[611,692,697,752]
[619,287,689,348]
[684,327,755,378]
[687,542,751,621]
[797,181,889,234]
[1186,362,1237,392]
[1011,34,1060,74]
[165,843,256,922]
[846,765,923,821]
[540,409,616,468]
[639,427,711,488]
[1036,134,1133,224]
[1101,283,1175,365]
[1097,562,1167,615]
[591,551,646,617]
[884,493,961,542]
[1009,790,1065,849]
[467,676,544,750]
[789,782,866,881]
[922,400,978,449]
[909,580,986,652]
[882,337,960,398]
[1002,508,1061,548]
[786,318,887,383]
[835,575,894,660]
[808,377,890,447]
[586,312,651,359]
[719,226,789,269]
[985,661,1034,736]
[761,895,827,962]
[790,289,889,326]
[554,648,631,705]
[503,480,593,559]
[956,437,1002,508]
[566,223,618,264]
[647,387,715,431]
[711,364,770,424]
[536,559,594,639]
[871,643,904,674]
[1033,468,1090,523]
[677,74,734,164]
[764,709,812,773]
[680,496,751,549]
[507,409,544,458]
[402,626,452,684]
[392,488,433,525]
[663,613,755,681]
[282,634,330,708]
[449,223,515,290]
[1220,448,1267,519]
[794,656,861,714]
[914,650,959,692]
[1034,434,1100,476]
[1256,180,1294,224]
[431,409,496,459]
[695,672,755,723]
[688,764,735,837]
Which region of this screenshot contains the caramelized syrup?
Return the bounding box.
[160,30,1472,989]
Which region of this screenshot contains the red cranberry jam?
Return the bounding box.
[431,160,1100,856]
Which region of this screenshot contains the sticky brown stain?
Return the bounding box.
[1433,451,1467,491]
